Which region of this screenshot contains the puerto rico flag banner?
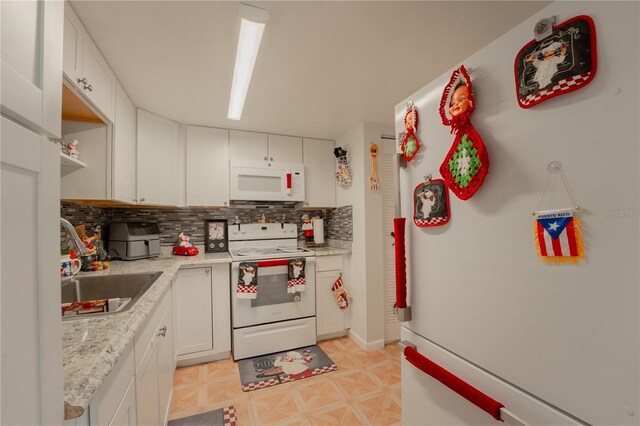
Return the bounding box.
[533,211,584,264]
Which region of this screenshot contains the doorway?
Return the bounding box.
[379,136,400,342]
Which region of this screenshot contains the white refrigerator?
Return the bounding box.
[395,2,639,425]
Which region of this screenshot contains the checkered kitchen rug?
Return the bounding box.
[168,406,236,426]
[238,345,338,391]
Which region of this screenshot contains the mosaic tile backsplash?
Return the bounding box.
[61,202,353,249]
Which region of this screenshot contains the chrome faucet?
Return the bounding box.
[60,218,89,255]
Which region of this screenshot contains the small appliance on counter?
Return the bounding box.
[109,222,161,260]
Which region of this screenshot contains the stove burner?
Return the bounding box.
[236,248,264,256]
[277,246,303,253]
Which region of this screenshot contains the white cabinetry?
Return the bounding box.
[229,130,267,161]
[316,255,347,339]
[186,126,229,207]
[63,3,116,122]
[268,134,303,163]
[60,120,112,200]
[230,130,302,163]
[112,83,137,204]
[303,138,336,208]
[135,289,174,426]
[1,0,63,137]
[88,344,135,425]
[108,378,137,426]
[136,109,180,205]
[1,118,63,424]
[174,265,231,365]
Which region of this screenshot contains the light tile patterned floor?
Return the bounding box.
[168,337,402,425]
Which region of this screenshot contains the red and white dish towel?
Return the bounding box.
[237,258,307,299]
[287,258,306,293]
[237,262,258,299]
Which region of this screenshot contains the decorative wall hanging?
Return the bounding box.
[413,174,450,227]
[515,15,597,108]
[334,146,352,186]
[400,101,420,162]
[439,65,489,200]
[369,143,381,191]
[532,161,584,264]
[331,275,350,310]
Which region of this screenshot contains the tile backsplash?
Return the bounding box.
[61,202,353,249]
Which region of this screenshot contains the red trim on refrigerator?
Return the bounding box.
[394,218,407,309]
[403,346,505,421]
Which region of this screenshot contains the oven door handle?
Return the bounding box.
[258,259,290,267]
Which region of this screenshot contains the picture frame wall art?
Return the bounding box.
[205,219,228,253]
[515,15,597,108]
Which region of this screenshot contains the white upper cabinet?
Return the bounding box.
[268,134,303,163]
[229,130,268,162]
[62,5,83,88]
[1,0,63,137]
[136,109,180,206]
[303,138,336,208]
[186,126,229,207]
[63,3,116,122]
[230,130,303,163]
[112,83,137,204]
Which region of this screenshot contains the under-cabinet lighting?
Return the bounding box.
[227,4,270,120]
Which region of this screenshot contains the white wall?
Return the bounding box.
[336,122,394,350]
[396,2,639,424]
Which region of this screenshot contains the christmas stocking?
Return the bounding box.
[331,276,350,310]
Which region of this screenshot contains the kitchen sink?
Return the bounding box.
[61,272,162,320]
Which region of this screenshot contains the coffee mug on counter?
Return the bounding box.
[61,256,81,278]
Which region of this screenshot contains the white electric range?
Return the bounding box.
[229,223,316,360]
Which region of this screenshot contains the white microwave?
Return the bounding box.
[230,160,305,202]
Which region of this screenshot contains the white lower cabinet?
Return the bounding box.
[174,264,231,365]
[136,342,159,426]
[109,378,136,426]
[316,255,347,339]
[135,290,174,426]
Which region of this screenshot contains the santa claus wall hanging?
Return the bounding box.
[439,65,489,200]
[515,15,597,108]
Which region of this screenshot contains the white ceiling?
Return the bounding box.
[71,1,550,140]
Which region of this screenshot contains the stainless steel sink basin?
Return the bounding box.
[61,272,162,320]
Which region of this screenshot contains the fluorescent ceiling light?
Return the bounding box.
[227,4,270,120]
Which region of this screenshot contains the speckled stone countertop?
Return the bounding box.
[62,250,230,420]
[310,246,352,256]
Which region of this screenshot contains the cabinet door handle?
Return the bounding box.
[158,326,167,337]
[270,157,274,161]
[77,77,88,85]
[139,197,145,202]
[84,84,93,92]
[264,156,268,161]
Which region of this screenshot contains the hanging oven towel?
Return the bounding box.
[287,258,306,293]
[237,262,258,299]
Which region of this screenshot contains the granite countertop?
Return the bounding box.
[311,246,352,256]
[63,250,231,420]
